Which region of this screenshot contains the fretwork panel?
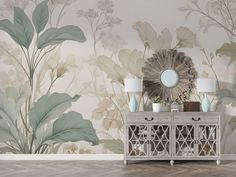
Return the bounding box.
[128,125,148,157]
[198,125,217,156]
[125,112,221,165]
[150,125,170,156]
[175,125,195,156]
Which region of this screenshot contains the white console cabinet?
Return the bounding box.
[124,112,221,165]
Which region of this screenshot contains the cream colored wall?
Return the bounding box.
[0,0,235,154]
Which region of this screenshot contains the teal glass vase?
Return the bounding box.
[129,95,137,112]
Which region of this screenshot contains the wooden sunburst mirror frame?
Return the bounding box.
[142,49,197,102]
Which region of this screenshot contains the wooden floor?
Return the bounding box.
[0,160,236,177]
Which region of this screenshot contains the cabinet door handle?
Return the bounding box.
[192,117,200,121]
[145,117,154,121]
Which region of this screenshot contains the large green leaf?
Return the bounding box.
[0,19,19,44]
[0,91,25,152]
[29,93,79,132]
[100,139,124,153]
[37,28,58,48]
[42,111,99,146]
[0,90,18,125]
[0,8,34,48]
[216,42,236,66]
[14,7,34,48]
[32,0,49,33]
[37,25,86,49]
[0,119,15,142]
[34,121,53,152]
[2,126,27,153]
[0,146,21,154]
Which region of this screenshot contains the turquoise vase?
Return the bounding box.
[129,95,137,112]
[202,93,210,112]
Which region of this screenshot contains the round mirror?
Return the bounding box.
[161,69,179,87]
[142,49,197,102]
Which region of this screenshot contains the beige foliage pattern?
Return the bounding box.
[216,42,236,66]
[156,28,173,50]
[118,49,145,78]
[176,26,199,48]
[133,21,172,51]
[133,21,198,51]
[103,110,123,131]
[92,98,112,120]
[96,55,128,83]
[1,0,236,155]
[92,94,126,131]
[132,21,158,48]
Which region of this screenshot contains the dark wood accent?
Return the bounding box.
[184,102,200,112]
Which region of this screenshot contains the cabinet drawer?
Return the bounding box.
[126,112,171,123]
[174,114,219,124]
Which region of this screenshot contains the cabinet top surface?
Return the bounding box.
[126,111,221,116]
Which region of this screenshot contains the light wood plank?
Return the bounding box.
[0,161,235,177]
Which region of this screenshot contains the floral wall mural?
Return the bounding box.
[0,0,236,154]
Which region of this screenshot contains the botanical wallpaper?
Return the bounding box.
[0,0,235,154]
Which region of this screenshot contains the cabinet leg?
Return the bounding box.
[170,160,174,166]
[216,160,220,165]
[124,160,128,165]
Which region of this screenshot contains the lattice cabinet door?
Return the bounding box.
[149,125,171,157]
[125,112,221,165]
[174,125,195,157]
[127,124,149,157]
[197,124,218,157]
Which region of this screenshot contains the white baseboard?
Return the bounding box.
[221,154,236,160]
[0,154,235,161]
[0,154,124,160]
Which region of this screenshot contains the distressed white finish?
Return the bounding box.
[124,112,221,165]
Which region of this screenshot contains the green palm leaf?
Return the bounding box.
[49,111,98,145]
[34,111,99,153]
[29,93,79,132]
[32,0,49,33]
[37,25,86,49]
[14,7,34,48]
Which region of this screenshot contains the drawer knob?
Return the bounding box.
[192,117,200,121]
[145,117,154,121]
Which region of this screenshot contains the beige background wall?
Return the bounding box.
[0,0,235,154]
